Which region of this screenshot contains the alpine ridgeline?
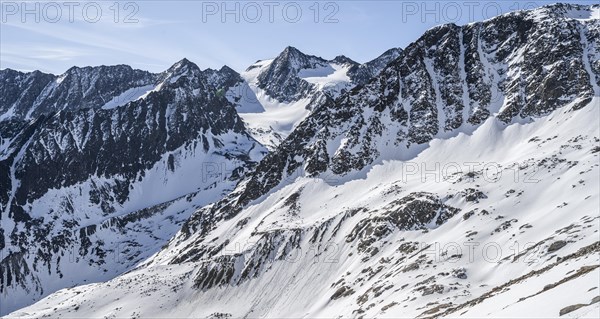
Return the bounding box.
[0,59,266,314]
[230,46,402,148]
[5,3,600,318]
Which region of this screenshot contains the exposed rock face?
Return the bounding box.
[195,3,600,226]
[0,65,157,121]
[548,240,567,253]
[120,12,595,304]
[254,46,403,103]
[347,47,403,86]
[1,59,255,219]
[0,59,266,314]
[2,3,600,318]
[233,46,403,150]
[256,46,323,102]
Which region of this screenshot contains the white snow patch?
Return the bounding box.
[100,85,155,109]
[10,97,600,319]
[299,63,352,97]
[564,6,600,21]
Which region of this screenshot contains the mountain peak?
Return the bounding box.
[163,58,202,82]
[331,55,358,65]
[218,65,237,75]
[281,45,303,55]
[202,65,241,91]
[0,68,27,77]
[273,46,328,67]
[378,47,402,57]
[275,46,313,63]
[169,58,199,71]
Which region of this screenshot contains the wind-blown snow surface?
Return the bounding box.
[1,44,397,317]
[230,48,402,149]
[0,142,258,312]
[298,63,352,94]
[100,85,155,109]
[5,3,600,318]
[233,59,313,149]
[0,59,267,314]
[10,98,599,318]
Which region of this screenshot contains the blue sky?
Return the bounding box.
[0,0,596,74]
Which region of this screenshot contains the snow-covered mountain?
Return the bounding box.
[0,65,158,121]
[0,59,267,314]
[7,3,599,318]
[229,46,402,149]
[15,92,599,319]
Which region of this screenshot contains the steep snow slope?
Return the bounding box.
[10,95,599,319]
[0,59,266,314]
[8,3,599,318]
[297,62,351,91]
[234,58,312,149]
[232,47,402,149]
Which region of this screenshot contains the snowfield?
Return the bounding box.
[2,3,600,318]
[298,63,353,96]
[9,97,599,318]
[235,59,313,149]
